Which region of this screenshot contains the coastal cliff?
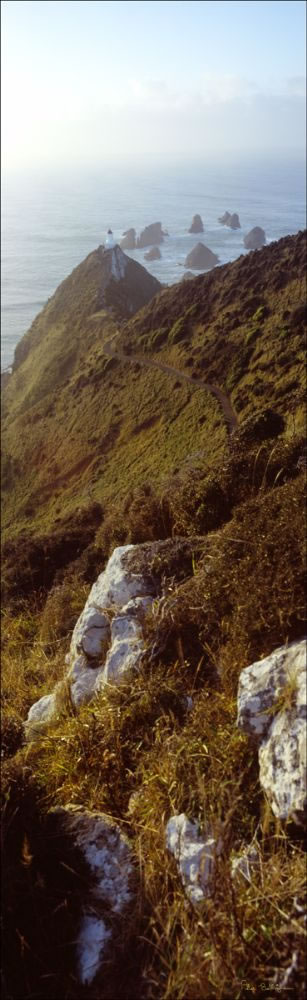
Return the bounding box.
[2,231,306,1000]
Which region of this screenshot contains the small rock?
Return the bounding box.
[184,243,219,270]
[188,214,204,234]
[144,246,161,261]
[244,227,266,250]
[218,211,241,229]
[166,813,221,904]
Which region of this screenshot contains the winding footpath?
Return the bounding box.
[103,337,238,436]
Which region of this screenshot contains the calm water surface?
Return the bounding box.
[2,158,305,369]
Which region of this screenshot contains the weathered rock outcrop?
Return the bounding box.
[25,539,200,735]
[237,639,306,823]
[184,243,219,270]
[54,807,136,986]
[218,211,241,229]
[244,226,266,250]
[188,214,204,234]
[144,246,161,261]
[137,222,165,248]
[25,545,154,732]
[166,813,221,904]
[120,228,136,250]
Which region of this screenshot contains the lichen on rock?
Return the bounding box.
[53,807,136,986]
[237,639,306,823]
[166,812,221,904]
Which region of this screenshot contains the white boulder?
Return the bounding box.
[237,639,306,823]
[237,639,306,738]
[166,813,221,904]
[25,692,57,733]
[54,807,135,986]
[25,545,154,731]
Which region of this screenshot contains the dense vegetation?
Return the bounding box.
[1,232,306,999]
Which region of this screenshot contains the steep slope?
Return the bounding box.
[2,232,306,591]
[2,234,306,1000]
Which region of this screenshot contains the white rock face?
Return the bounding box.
[78,915,111,986]
[69,654,103,708]
[166,813,221,904]
[71,608,110,661]
[110,245,128,280]
[237,639,306,823]
[259,710,306,822]
[81,545,150,611]
[237,640,306,738]
[56,807,135,986]
[25,692,57,732]
[25,545,154,732]
[95,597,151,691]
[68,550,153,705]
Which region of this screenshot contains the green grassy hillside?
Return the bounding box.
[2,233,305,595]
[1,232,306,1000]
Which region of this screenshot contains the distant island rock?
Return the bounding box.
[120,228,136,250]
[244,227,266,250]
[184,243,219,270]
[181,270,195,281]
[218,211,241,229]
[144,246,161,261]
[188,214,204,234]
[137,222,166,248]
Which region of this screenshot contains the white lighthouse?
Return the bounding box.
[105,228,116,249]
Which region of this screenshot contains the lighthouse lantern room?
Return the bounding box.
[105,229,116,249]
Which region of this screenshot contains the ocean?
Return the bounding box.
[1,157,306,371]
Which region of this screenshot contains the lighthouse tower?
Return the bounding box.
[105,228,116,249]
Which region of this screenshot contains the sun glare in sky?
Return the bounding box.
[2,0,306,168]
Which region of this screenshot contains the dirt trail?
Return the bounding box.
[103,338,238,436]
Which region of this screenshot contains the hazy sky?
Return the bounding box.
[2,0,306,168]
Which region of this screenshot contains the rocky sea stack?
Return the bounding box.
[144,246,161,261]
[244,226,266,249]
[218,211,241,229]
[120,227,136,250]
[184,242,219,269]
[188,214,204,233]
[137,222,166,248]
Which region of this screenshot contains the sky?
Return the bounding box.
[2,0,306,169]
